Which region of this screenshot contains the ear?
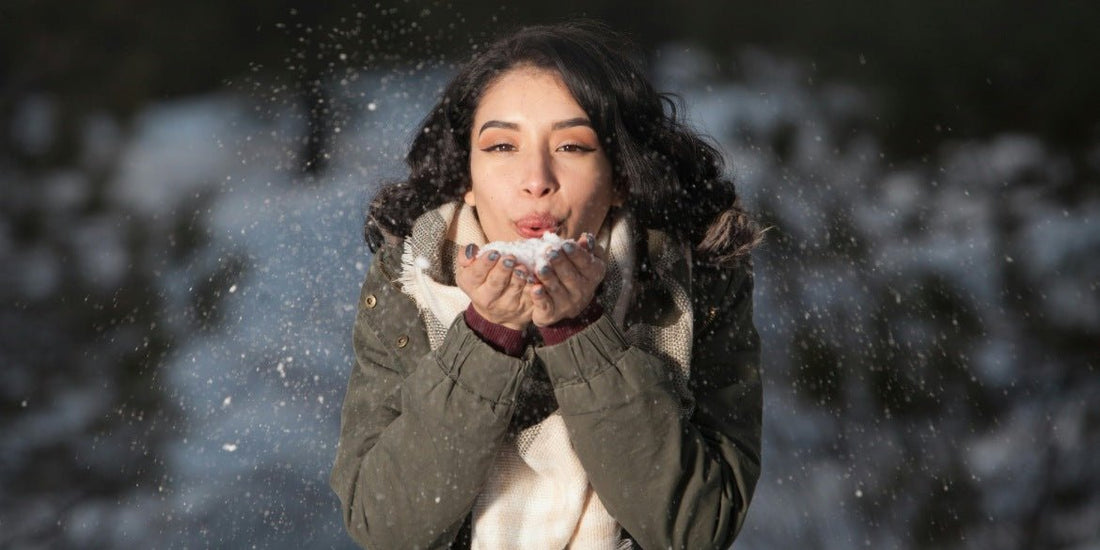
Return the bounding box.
[464,188,476,207]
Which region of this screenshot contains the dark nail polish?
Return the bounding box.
[547,249,560,260]
[534,287,544,296]
[562,242,576,254]
[539,264,551,276]
[465,243,476,259]
[488,251,500,261]
[584,233,595,250]
[514,269,526,279]
[502,258,514,268]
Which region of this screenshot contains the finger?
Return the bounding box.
[577,254,607,283]
[550,241,587,293]
[507,262,531,298]
[568,234,601,271]
[482,254,517,296]
[530,283,554,315]
[580,232,598,255]
[491,263,530,318]
[457,245,495,290]
[568,235,608,284]
[534,256,566,299]
[458,243,479,268]
[469,246,500,279]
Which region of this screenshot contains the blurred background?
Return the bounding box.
[2,1,1098,548]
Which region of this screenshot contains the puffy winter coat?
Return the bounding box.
[330,229,762,549]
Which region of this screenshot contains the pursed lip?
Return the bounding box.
[513,213,561,238]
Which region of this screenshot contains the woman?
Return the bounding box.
[330,21,763,549]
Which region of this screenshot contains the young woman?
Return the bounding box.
[330,21,763,549]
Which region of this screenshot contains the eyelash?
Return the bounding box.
[558,143,596,153]
[481,143,595,153]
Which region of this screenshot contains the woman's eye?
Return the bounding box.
[483,143,515,152]
[558,143,595,153]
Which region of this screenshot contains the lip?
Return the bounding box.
[514,213,561,239]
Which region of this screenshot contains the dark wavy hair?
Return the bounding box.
[365,20,761,265]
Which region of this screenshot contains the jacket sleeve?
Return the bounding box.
[535,264,761,550]
[329,250,531,549]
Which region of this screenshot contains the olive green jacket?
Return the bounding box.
[330,233,762,549]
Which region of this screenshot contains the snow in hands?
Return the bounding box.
[479,232,572,272]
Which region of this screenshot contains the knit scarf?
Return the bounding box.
[397,202,694,549]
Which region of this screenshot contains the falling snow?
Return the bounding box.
[4,38,1097,550]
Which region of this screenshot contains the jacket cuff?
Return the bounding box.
[536,315,676,416]
[535,313,630,388]
[436,315,530,406]
[464,304,527,357]
[537,300,604,346]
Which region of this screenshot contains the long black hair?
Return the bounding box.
[364,20,760,265]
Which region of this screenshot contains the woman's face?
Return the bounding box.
[466,66,620,243]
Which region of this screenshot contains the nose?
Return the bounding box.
[522,149,558,198]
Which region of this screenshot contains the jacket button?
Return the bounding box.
[396,335,409,348]
[364,294,377,308]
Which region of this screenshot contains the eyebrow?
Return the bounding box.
[552,117,593,131]
[477,117,594,137]
[477,120,518,136]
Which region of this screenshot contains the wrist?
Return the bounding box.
[538,300,604,346]
[464,304,527,356]
[469,304,527,331]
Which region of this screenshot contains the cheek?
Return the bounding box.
[574,181,616,228]
[466,155,492,205]
[469,153,507,182]
[468,154,483,184]
[470,162,524,204]
[583,165,616,205]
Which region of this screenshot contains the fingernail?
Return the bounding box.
[502,258,514,268]
[465,243,476,259]
[488,251,500,261]
[584,233,595,250]
[539,264,551,276]
[534,287,544,296]
[547,249,560,260]
[562,242,576,254]
[514,268,526,279]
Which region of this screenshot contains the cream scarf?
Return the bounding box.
[397,202,694,549]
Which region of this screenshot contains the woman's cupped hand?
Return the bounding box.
[456,245,535,331]
[529,233,605,327]
[457,233,606,330]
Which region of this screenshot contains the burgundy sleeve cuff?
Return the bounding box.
[538,300,605,346]
[463,304,527,357]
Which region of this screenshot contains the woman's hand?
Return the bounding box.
[530,233,606,327]
[456,244,534,330]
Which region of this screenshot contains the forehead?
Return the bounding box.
[474,66,586,121]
